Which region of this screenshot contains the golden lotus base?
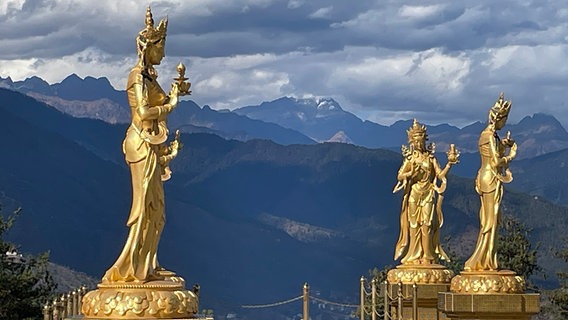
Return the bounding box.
[81,279,198,319]
[387,264,454,284]
[438,292,540,320]
[450,270,525,294]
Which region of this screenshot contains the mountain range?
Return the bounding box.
[1,86,567,319]
[3,75,568,160]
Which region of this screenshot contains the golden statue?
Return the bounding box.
[393,119,459,265]
[82,7,197,318]
[449,93,525,294]
[102,5,190,284]
[464,92,517,271]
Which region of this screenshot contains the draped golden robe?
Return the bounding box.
[103,67,168,282]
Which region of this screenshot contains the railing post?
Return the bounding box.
[52,297,60,320]
[79,285,87,314]
[360,276,365,320]
[412,283,417,320]
[43,303,51,320]
[303,283,309,320]
[383,281,389,320]
[66,292,73,316]
[371,279,377,320]
[71,290,78,316]
[397,281,403,320]
[61,294,68,319]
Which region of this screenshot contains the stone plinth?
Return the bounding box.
[387,264,453,320]
[438,292,540,320]
[439,270,540,320]
[81,279,198,319]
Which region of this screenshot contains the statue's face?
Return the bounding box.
[495,116,507,130]
[146,40,165,65]
[411,133,426,151]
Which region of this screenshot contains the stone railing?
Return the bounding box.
[43,286,88,320]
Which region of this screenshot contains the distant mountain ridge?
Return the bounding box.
[0,75,315,146]
[236,97,568,159]
[3,75,568,159]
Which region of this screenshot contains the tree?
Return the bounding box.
[0,206,56,319]
[497,214,542,288]
[441,235,464,276]
[549,238,568,318]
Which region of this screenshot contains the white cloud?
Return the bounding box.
[2,0,568,128]
[0,0,24,15]
[399,4,443,19]
[309,6,333,19]
[287,0,304,9]
[0,48,135,89]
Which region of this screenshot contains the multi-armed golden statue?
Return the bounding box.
[82,7,197,319]
[393,119,459,265]
[388,119,458,284]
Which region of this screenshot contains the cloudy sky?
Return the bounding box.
[1,0,568,127]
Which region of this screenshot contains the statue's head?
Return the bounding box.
[489,92,511,129]
[407,119,428,150]
[136,6,168,66]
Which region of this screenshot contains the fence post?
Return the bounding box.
[79,285,87,314]
[52,297,60,320]
[383,281,389,320]
[397,281,403,320]
[371,279,377,320]
[360,276,366,320]
[412,283,417,320]
[43,303,51,320]
[303,283,309,320]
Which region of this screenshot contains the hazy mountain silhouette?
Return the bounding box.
[0,75,315,146]
[236,97,568,160]
[4,75,568,160]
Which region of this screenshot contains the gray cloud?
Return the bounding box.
[1,0,568,128]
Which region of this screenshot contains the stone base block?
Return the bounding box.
[438,292,540,320]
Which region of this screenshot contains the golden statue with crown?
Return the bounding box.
[387,119,459,285]
[438,93,540,320]
[450,92,525,294]
[81,7,197,319]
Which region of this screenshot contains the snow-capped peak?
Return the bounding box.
[316,98,341,111]
[290,96,342,111]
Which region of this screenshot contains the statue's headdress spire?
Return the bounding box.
[407,118,427,143]
[489,92,512,123]
[137,6,168,55]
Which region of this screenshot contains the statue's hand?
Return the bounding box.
[506,142,517,162]
[446,144,460,165]
[169,83,179,108]
[169,130,182,158]
[502,131,515,147]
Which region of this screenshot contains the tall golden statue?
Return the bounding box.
[393,119,459,265]
[449,93,525,295]
[82,7,197,318]
[102,6,190,283]
[464,92,517,271]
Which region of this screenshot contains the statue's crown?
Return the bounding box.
[489,92,512,122]
[407,118,427,140]
[138,6,168,44]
